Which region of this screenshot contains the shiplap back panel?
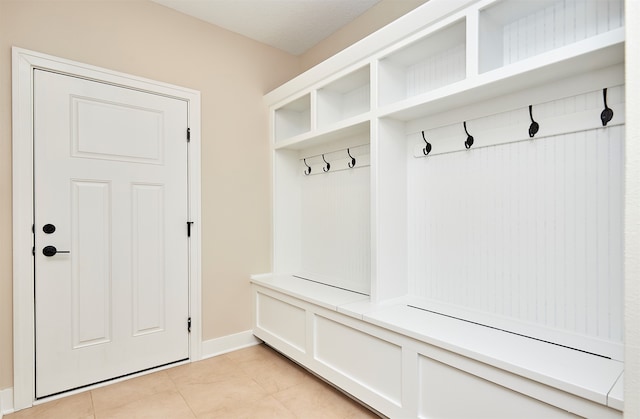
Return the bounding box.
[343,83,371,119]
[407,124,624,344]
[501,0,624,66]
[406,43,466,99]
[299,165,370,294]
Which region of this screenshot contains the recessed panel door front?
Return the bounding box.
[34,69,189,398]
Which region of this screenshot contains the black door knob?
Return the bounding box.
[42,246,70,257]
[43,224,56,234]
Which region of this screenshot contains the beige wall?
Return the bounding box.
[0,0,300,391]
[299,0,428,72]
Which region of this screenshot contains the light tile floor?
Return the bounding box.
[6,344,381,419]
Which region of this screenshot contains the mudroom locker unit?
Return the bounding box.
[251,0,628,417]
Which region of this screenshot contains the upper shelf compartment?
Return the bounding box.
[378,18,466,107]
[317,65,370,130]
[274,93,311,143]
[479,0,624,73]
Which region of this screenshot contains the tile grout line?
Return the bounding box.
[217,348,299,418]
[166,365,198,418]
[89,390,96,419]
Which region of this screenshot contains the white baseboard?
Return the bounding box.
[0,387,14,417]
[201,330,262,359]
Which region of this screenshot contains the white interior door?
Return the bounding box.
[33,69,190,398]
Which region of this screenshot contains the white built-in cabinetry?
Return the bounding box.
[252,0,626,417]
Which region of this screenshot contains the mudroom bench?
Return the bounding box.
[251,274,623,418]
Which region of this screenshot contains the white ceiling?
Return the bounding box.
[151,0,381,55]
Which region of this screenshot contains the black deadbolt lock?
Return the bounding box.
[43,224,56,234]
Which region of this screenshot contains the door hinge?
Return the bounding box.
[187,221,194,237]
[187,317,192,333]
[187,128,191,142]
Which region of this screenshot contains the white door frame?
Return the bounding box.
[11,47,202,410]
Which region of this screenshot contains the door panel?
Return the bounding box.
[72,96,164,164]
[34,69,189,398]
[71,180,111,348]
[132,183,165,336]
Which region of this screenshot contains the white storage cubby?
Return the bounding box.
[479,0,625,73]
[257,0,627,417]
[316,65,370,130]
[402,79,625,359]
[378,18,466,107]
[274,93,311,143]
[273,128,371,295]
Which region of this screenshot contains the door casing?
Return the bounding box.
[11,47,202,410]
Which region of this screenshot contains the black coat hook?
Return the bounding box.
[322,154,331,172]
[601,88,613,126]
[528,105,539,138]
[347,149,356,168]
[463,121,474,149]
[421,131,432,155]
[303,158,311,176]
